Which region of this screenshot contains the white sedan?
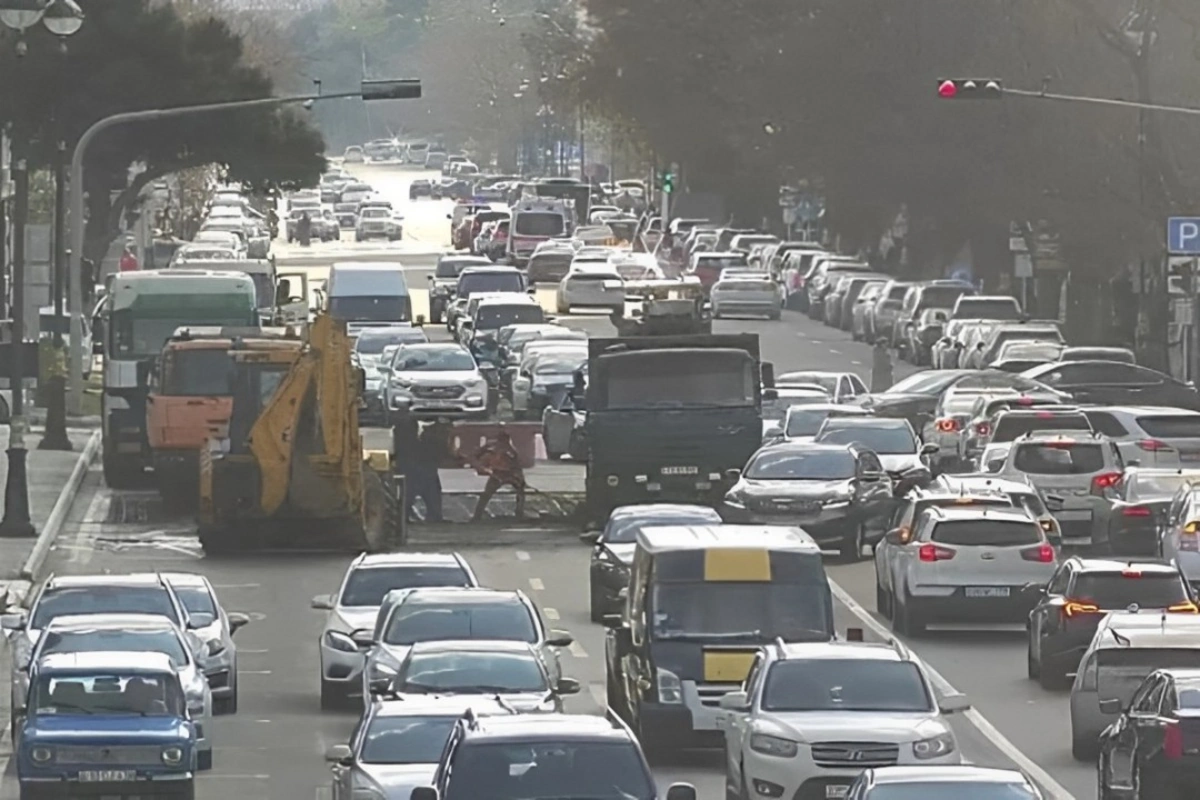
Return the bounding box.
[556,264,625,314]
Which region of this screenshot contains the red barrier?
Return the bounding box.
[447,421,541,471]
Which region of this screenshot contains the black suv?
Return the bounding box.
[410,711,697,800]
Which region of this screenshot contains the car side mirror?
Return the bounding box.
[556,677,581,695]
[325,744,353,764]
[311,594,333,611]
[666,785,697,800]
[350,629,375,648]
[427,275,434,282]
[1,612,27,631]
[920,443,940,455]
[860,470,885,482]
[579,531,600,544]
[884,528,908,545]
[1099,698,1123,715]
[1043,494,1065,512]
[527,286,536,294]
[1127,459,1140,468]
[938,693,970,714]
[546,630,574,647]
[725,468,741,482]
[762,388,778,401]
[412,787,439,800]
[718,691,749,711]
[602,613,623,629]
[227,612,250,635]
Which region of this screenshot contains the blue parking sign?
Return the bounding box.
[1168,217,1200,254]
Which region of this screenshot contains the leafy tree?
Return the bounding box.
[0,0,326,264]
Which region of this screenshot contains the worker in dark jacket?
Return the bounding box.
[871,338,894,392]
[411,419,452,522]
[391,416,420,519]
[470,429,526,521]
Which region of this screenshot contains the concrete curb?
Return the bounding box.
[19,429,101,581]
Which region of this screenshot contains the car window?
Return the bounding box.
[400,651,546,693]
[1127,473,1199,501]
[1071,572,1190,607]
[1136,416,1200,438]
[928,519,1042,546]
[1013,443,1105,474]
[761,660,931,712]
[1084,411,1130,437]
[745,450,856,479]
[443,742,653,800]
[360,715,458,764]
[395,349,476,372]
[816,424,916,455]
[32,586,179,628]
[384,603,537,645]
[170,585,215,616]
[340,567,473,607]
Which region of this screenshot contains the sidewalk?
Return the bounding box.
[0,425,100,598]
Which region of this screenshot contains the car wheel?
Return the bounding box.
[590,582,605,623]
[1026,636,1040,680]
[197,749,213,770]
[875,581,891,618]
[214,669,238,714]
[1072,730,1098,762]
[893,588,926,636]
[1039,653,1071,691]
[838,522,865,563]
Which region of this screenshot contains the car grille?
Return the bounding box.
[748,497,822,514]
[411,385,465,399]
[55,745,164,765]
[810,741,900,769]
[695,683,740,708]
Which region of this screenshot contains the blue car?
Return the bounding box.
[18,651,197,800]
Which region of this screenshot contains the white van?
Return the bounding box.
[326,262,415,335]
[507,199,570,267]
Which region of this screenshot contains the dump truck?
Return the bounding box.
[195,313,401,554]
[147,326,304,511]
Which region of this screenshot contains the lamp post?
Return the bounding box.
[36,0,82,453]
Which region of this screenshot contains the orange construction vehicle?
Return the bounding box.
[147,326,303,509]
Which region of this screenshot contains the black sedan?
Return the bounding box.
[1022,360,1200,412]
[581,503,722,621]
[722,442,895,561]
[1026,557,1197,689]
[860,369,1068,432]
[409,179,433,200]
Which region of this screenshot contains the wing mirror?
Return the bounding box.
[311,594,333,610]
[325,744,353,765]
[579,531,601,544]
[412,788,440,800]
[938,693,971,714]
[546,630,574,647]
[601,613,623,629]
[1099,698,1124,715]
[718,691,749,711]
[666,785,697,800]
[1043,494,1065,512]
[2,612,28,631]
[556,677,581,695]
[350,629,375,648]
[725,468,741,482]
[920,443,940,455]
[227,612,250,635]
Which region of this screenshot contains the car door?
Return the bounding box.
[1108,674,1166,789]
[331,712,368,800]
[542,392,577,458]
[1031,562,1073,657]
[275,272,310,325]
[723,653,764,787]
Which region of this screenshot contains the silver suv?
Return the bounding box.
[994,432,1125,546]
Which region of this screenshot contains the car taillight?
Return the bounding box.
[975,422,991,436]
[935,419,959,433]
[1092,472,1122,490]
[1169,601,1200,613]
[918,544,955,562]
[1020,544,1056,563]
[1136,438,1173,451]
[1165,720,1183,759]
[1062,600,1100,617]
[1122,505,1152,517]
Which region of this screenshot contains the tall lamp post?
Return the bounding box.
[0,0,83,537]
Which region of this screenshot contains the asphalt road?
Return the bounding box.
[0,166,1092,799]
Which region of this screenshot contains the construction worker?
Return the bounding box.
[391,415,421,520]
[411,419,452,522]
[470,428,526,521]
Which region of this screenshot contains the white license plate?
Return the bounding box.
[825,786,849,799]
[965,587,1010,598]
[661,466,698,475]
[78,770,137,782]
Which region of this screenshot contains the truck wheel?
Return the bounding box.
[590,583,605,622]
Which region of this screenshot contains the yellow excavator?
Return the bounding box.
[196,312,401,554]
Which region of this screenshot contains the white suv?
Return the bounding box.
[720,640,968,800]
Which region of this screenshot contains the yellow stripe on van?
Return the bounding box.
[704,650,757,682]
[704,548,771,581]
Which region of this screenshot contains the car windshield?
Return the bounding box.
[359,715,458,765]
[534,354,585,374]
[1072,573,1190,607]
[1012,443,1105,474]
[1136,416,1200,438]
[785,408,851,437]
[761,659,932,712]
[651,582,829,640]
[459,273,524,295]
[514,212,565,237]
[778,373,838,393]
[1128,473,1200,500]
[362,208,390,218]
[930,519,1042,547]
[866,785,1038,800]
[955,299,1022,319]
[385,602,537,645]
[170,585,215,617]
[604,511,721,543]
[762,394,828,422]
[340,566,472,607]
[992,413,1090,442]
[443,742,653,800]
[355,329,425,354]
[32,587,179,629]
[395,348,476,372]
[39,629,188,668]
[31,673,185,717]
[817,424,916,455]
[696,256,747,271]
[163,349,236,396]
[399,651,546,693]
[745,450,856,480]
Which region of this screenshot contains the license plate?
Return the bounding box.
[661,466,698,475]
[78,770,137,782]
[965,587,1010,598]
[825,786,849,799]
[1183,452,1200,462]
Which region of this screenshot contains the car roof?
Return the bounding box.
[609,503,723,521]
[869,765,1033,785]
[774,641,908,662]
[787,403,865,414]
[37,651,177,674]
[477,295,540,307]
[636,524,820,554]
[1065,557,1183,576]
[1099,612,1200,640]
[464,713,631,743]
[937,474,1037,492]
[409,639,536,656]
[403,588,524,605]
[926,506,1036,523]
[47,574,165,588]
[355,552,465,569]
[1088,406,1200,417]
[44,613,181,631]
[820,416,907,428]
[761,441,856,456]
[372,695,513,718]
[460,266,521,275]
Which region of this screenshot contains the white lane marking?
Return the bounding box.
[157,542,202,560]
[828,579,1075,800]
[529,577,545,591]
[568,641,588,659]
[213,583,261,589]
[516,550,531,561]
[851,360,862,366]
[543,607,560,620]
[240,670,273,675]
[198,773,271,779]
[68,489,111,567]
[239,649,269,654]
[316,787,333,800]
[588,683,606,709]
[829,348,841,354]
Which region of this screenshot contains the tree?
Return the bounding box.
[0,0,327,264]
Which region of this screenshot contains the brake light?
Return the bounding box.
[975,422,991,436]
[935,419,959,433]
[1092,472,1122,490]
[1165,720,1183,759]
[1062,600,1100,617]
[1036,411,1055,418]
[1122,568,1142,577]
[1136,438,1173,452]
[1021,544,1056,563]
[1016,396,1035,405]
[1169,601,1200,613]
[1122,506,1152,517]
[918,544,955,562]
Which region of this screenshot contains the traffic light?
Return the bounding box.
[661,172,675,194]
[936,79,1002,99]
[360,79,422,101]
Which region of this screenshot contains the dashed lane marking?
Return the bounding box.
[529,577,545,591]
[568,641,588,659]
[240,670,273,675]
[851,360,862,366]
[828,579,1075,800]
[829,348,841,354]
[516,550,531,561]
[240,649,269,654]
[198,774,271,780]
[543,607,560,620]
[213,583,261,589]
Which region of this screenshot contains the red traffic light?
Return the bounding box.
[938,80,957,98]
[936,78,1002,99]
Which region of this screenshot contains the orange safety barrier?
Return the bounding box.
[446,421,541,471]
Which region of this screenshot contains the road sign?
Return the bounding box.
[1169,217,1200,254]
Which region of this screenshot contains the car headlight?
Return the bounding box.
[655,668,682,704]
[324,630,359,653]
[368,654,399,678]
[30,746,53,764]
[912,732,956,759]
[724,492,745,508]
[390,378,413,388]
[161,745,185,766]
[749,734,798,758]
